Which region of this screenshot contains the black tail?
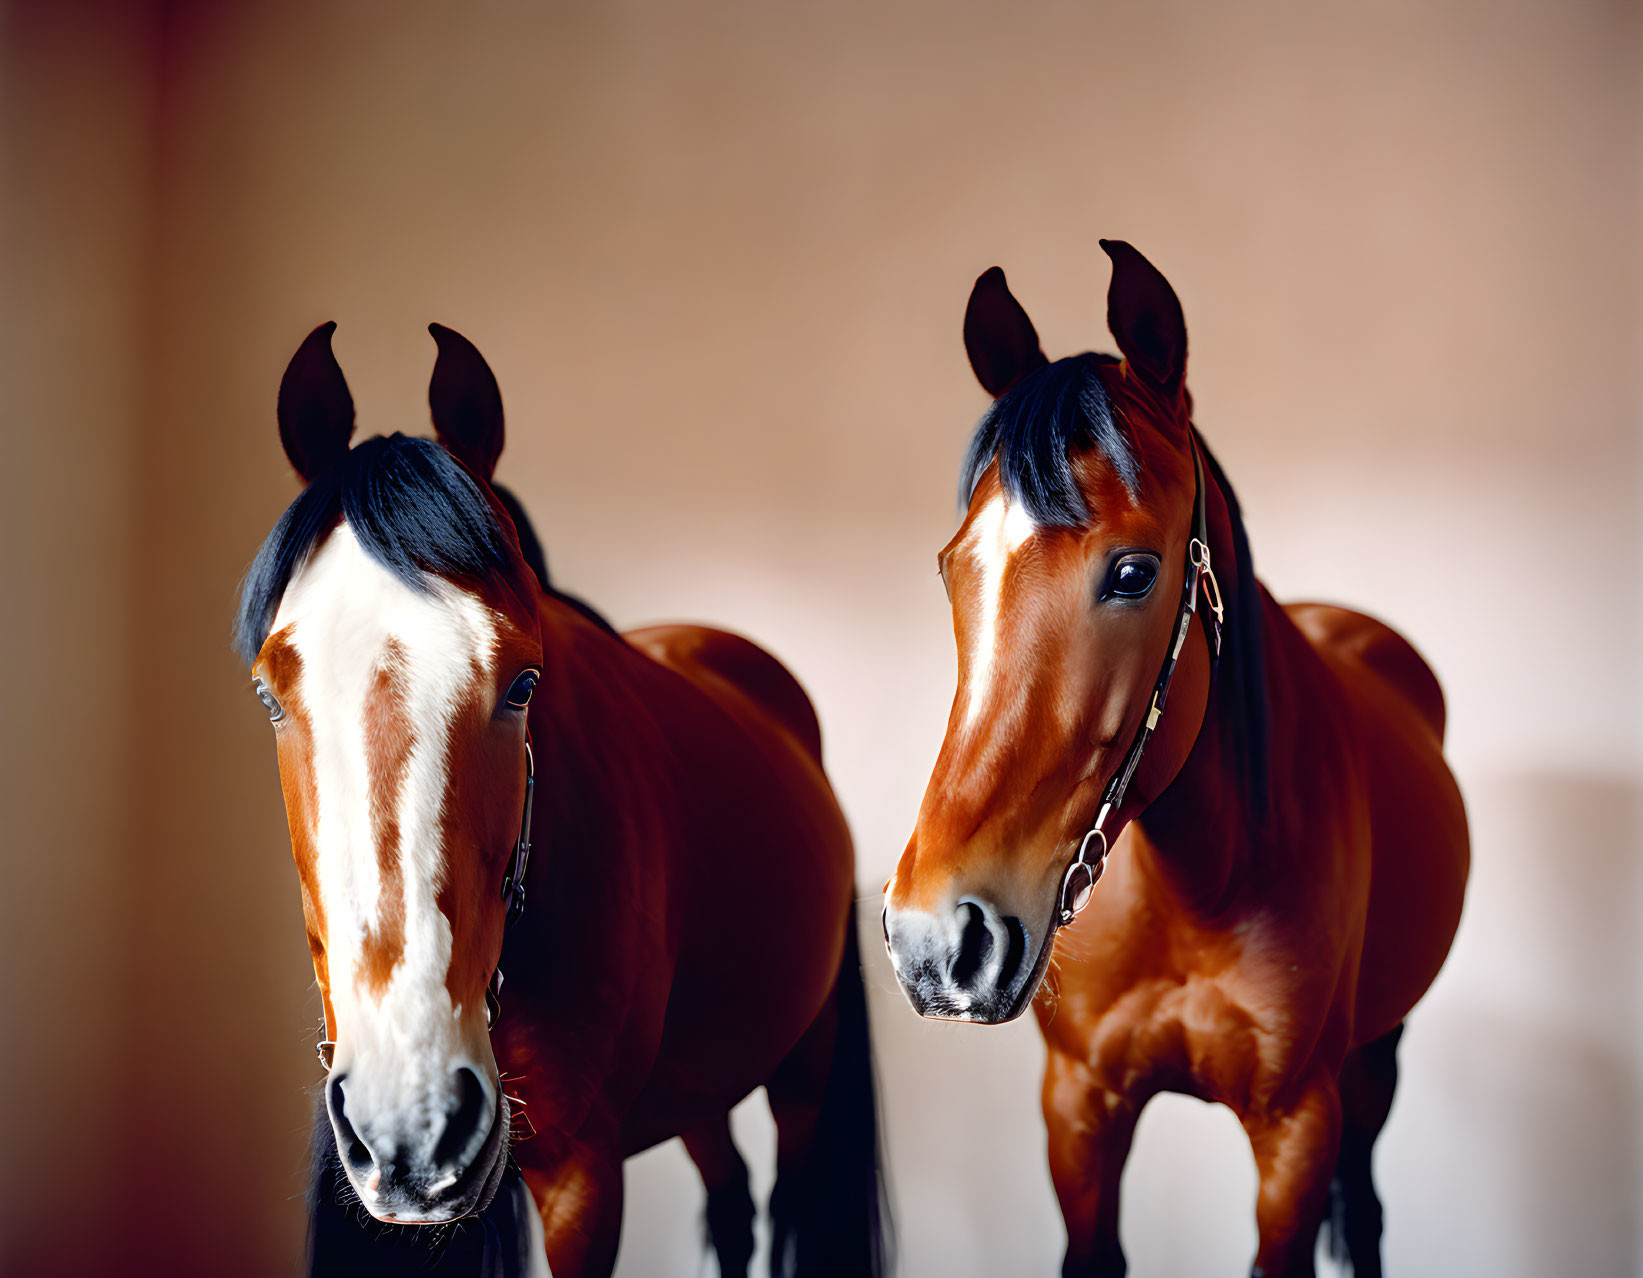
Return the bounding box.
[1319,1022,1405,1278]
[306,1101,535,1278]
[769,904,893,1277]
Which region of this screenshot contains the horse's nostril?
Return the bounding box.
[432,1066,490,1170]
[998,913,1028,992]
[326,1074,374,1176]
[950,900,995,990]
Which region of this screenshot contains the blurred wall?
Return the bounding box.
[2,1,1638,1275]
[0,4,153,1275]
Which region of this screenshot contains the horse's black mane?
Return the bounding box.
[233,433,612,666]
[1197,436,1272,825]
[958,359,1272,824]
[959,352,1137,524]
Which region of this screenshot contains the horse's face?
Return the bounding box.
[241,324,540,1222]
[258,527,538,1220]
[885,243,1207,1023]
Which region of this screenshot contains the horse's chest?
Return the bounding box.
[1051,906,1345,1109]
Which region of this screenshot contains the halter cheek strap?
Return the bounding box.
[1056,431,1223,928]
[315,738,536,1068]
[500,739,536,927]
[487,738,534,1028]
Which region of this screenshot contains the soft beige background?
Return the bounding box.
[2,1,1638,1275]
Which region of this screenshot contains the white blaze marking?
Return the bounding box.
[271,522,499,1121]
[962,495,1037,729]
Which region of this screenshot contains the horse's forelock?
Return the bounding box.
[235,433,539,666]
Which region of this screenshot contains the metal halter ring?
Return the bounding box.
[1058,827,1109,925]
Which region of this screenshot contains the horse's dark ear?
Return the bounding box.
[1100,239,1186,394]
[964,266,1048,398]
[277,322,355,483]
[428,323,504,481]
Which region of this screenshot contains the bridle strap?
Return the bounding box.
[500,739,536,926]
[315,737,535,1067]
[1056,431,1223,927]
[487,737,535,1028]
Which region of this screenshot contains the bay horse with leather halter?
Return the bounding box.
[236,323,888,1277]
[882,241,1468,1277]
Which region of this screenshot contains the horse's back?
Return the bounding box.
[1286,602,1469,1043]
[625,623,825,763]
[1285,602,1447,739]
[623,620,849,897]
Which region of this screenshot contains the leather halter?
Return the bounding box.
[315,738,536,1070]
[1056,431,1223,928]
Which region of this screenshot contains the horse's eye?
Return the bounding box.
[505,670,539,709]
[1106,556,1159,600]
[254,679,284,723]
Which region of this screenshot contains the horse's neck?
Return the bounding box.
[1133,447,1279,912]
[1147,588,1333,909]
[1136,635,1258,912]
[500,600,680,1117]
[530,601,677,926]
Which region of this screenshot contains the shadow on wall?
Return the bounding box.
[1383,770,1640,1278]
[1422,1008,1638,1276]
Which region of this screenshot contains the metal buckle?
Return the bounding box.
[1190,538,1224,629]
[504,875,527,925]
[485,968,504,1030]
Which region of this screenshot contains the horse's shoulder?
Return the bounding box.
[623,624,824,761]
[1280,602,1446,740]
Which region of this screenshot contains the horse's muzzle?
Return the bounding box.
[325,1065,509,1223]
[882,894,1046,1023]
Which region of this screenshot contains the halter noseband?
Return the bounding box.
[1056,431,1223,928]
[316,738,536,1069]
